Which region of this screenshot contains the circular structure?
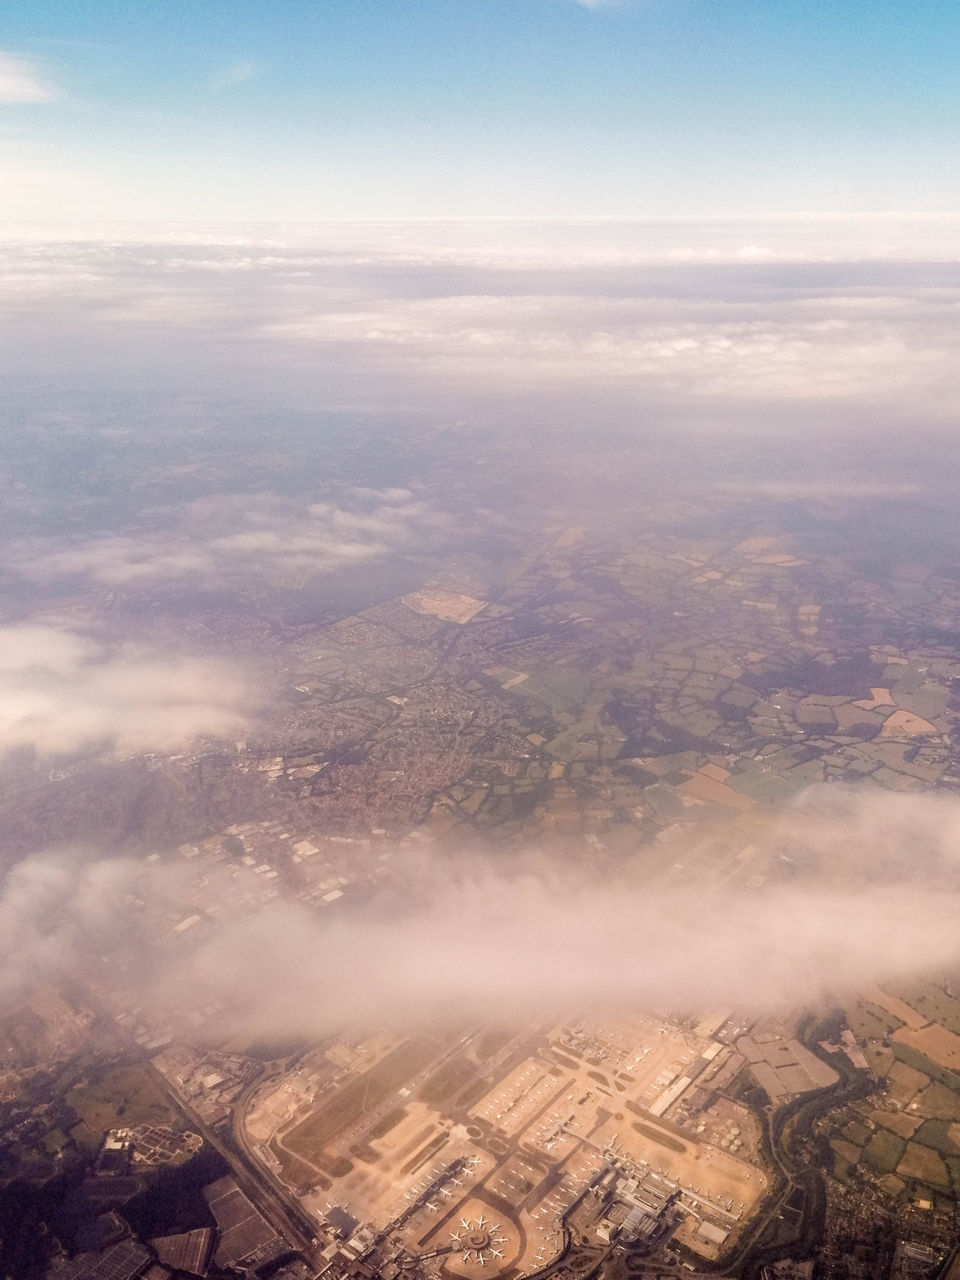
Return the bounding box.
[449,1217,509,1265]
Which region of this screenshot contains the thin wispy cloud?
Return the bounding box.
[13,489,449,590]
[208,58,262,93]
[0,51,59,104]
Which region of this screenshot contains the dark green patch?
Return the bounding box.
[892,1041,960,1092]
[420,1058,476,1106]
[369,1107,407,1140]
[630,1122,685,1153]
[913,1119,960,1157]
[863,1129,905,1175]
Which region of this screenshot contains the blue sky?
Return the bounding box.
[3,0,960,221]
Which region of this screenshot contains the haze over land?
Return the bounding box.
[8,2,960,1271]
[2,785,960,1043]
[2,217,960,991]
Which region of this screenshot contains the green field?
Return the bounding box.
[369,1107,407,1140]
[631,1122,686,1153]
[913,1119,960,1157]
[898,1141,950,1187]
[285,1037,441,1157]
[475,1030,512,1061]
[884,981,960,1036]
[67,1065,175,1149]
[892,1041,960,1092]
[843,998,903,1042]
[862,1129,905,1175]
[270,1133,326,1190]
[420,1058,476,1105]
[916,1083,960,1120]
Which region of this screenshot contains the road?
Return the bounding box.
[75,980,325,1273]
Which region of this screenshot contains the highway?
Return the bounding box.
[75,979,326,1274]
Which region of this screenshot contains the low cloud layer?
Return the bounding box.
[3,222,960,432]
[11,488,447,590]
[0,624,253,757]
[3,787,959,1041]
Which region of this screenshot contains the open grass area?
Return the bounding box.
[842,1120,872,1146]
[286,1076,369,1152]
[916,1084,960,1120]
[831,1138,861,1170]
[843,998,903,1043]
[885,982,960,1036]
[871,1110,921,1139]
[895,1024,960,1074]
[476,1030,512,1061]
[897,1141,950,1187]
[863,1129,905,1175]
[913,1119,960,1157]
[270,1134,323,1190]
[67,1065,175,1149]
[420,1058,476,1105]
[549,1052,579,1072]
[879,1173,906,1200]
[286,1037,441,1159]
[455,1078,493,1111]
[892,1041,960,1092]
[398,1133,446,1178]
[369,1107,407,1140]
[630,1121,686,1153]
[885,1059,930,1106]
[865,1042,896,1077]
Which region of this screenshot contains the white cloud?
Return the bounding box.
[6,788,960,1033]
[208,59,261,93]
[14,489,448,589]
[0,51,59,104]
[262,289,955,403]
[3,226,960,428]
[0,625,254,758]
[148,787,960,1032]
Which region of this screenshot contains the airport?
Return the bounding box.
[241,1013,782,1278]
